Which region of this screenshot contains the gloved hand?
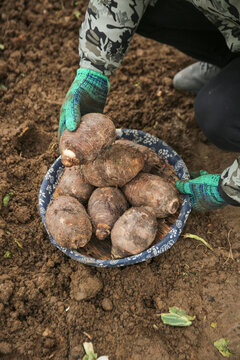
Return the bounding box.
[58,68,110,139]
[176,170,227,211]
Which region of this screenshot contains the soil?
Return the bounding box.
[0,1,240,360]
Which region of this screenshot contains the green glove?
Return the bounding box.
[176,170,227,211]
[58,68,110,139]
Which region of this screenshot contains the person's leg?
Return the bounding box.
[137,0,237,67]
[194,57,240,152]
[137,0,240,150]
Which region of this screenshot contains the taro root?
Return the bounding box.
[53,165,94,203]
[122,172,180,218]
[155,219,172,243]
[115,138,164,172]
[88,187,128,240]
[115,139,179,183]
[82,143,144,187]
[151,162,179,184]
[111,207,158,258]
[45,195,92,249]
[60,113,116,166]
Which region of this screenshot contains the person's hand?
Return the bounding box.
[58,68,110,139]
[176,170,227,211]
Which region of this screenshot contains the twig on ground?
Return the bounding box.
[83,331,93,340]
[223,230,234,265]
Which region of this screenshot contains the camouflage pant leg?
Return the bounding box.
[79,0,157,76]
[220,157,240,205]
[187,0,240,53]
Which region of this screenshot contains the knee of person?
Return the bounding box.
[194,88,226,142]
[194,89,240,151]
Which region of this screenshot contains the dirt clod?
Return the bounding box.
[102,298,113,311]
[70,268,103,301]
[0,60,8,79]
[0,341,12,355]
[0,279,14,304]
[14,205,32,223]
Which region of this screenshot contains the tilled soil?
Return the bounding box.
[0,1,240,359]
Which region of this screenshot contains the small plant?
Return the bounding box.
[183,233,214,251]
[3,251,12,258]
[3,192,15,207]
[214,338,233,357]
[82,342,109,360]
[14,239,23,249]
[74,10,81,19]
[83,342,97,360]
[161,307,195,327]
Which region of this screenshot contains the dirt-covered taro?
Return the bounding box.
[115,138,164,172]
[111,207,158,258]
[45,195,92,249]
[53,166,94,203]
[115,139,179,183]
[123,172,180,218]
[60,113,116,166]
[82,143,144,187]
[88,187,128,240]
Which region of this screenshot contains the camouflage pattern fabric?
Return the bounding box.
[187,0,240,53]
[79,0,155,76]
[220,157,240,205]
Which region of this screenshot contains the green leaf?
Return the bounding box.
[0,84,7,90]
[161,307,195,327]
[169,307,195,320]
[14,239,23,248]
[74,10,81,19]
[214,338,233,357]
[211,322,217,328]
[3,192,15,207]
[0,44,4,50]
[83,342,97,360]
[3,251,12,258]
